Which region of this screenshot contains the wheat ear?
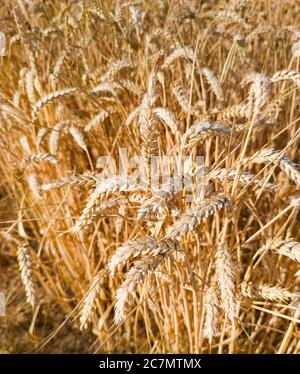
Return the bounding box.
[172,84,201,116]
[73,175,140,233]
[166,196,232,239]
[184,121,231,149]
[114,252,173,324]
[138,73,161,178]
[100,60,134,82]
[203,286,219,343]
[207,168,275,191]
[270,69,300,86]
[84,110,110,132]
[17,243,36,307]
[162,47,194,69]
[152,107,179,137]
[241,282,294,302]
[108,238,180,275]
[21,153,58,169]
[69,126,88,151]
[242,148,300,186]
[27,173,42,200]
[49,120,72,155]
[215,245,237,322]
[42,173,99,192]
[202,67,224,101]
[32,87,78,119]
[267,239,300,263]
[79,269,106,330]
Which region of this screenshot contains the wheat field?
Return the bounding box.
[0,0,300,354]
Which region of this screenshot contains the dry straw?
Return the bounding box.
[2,0,300,354]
